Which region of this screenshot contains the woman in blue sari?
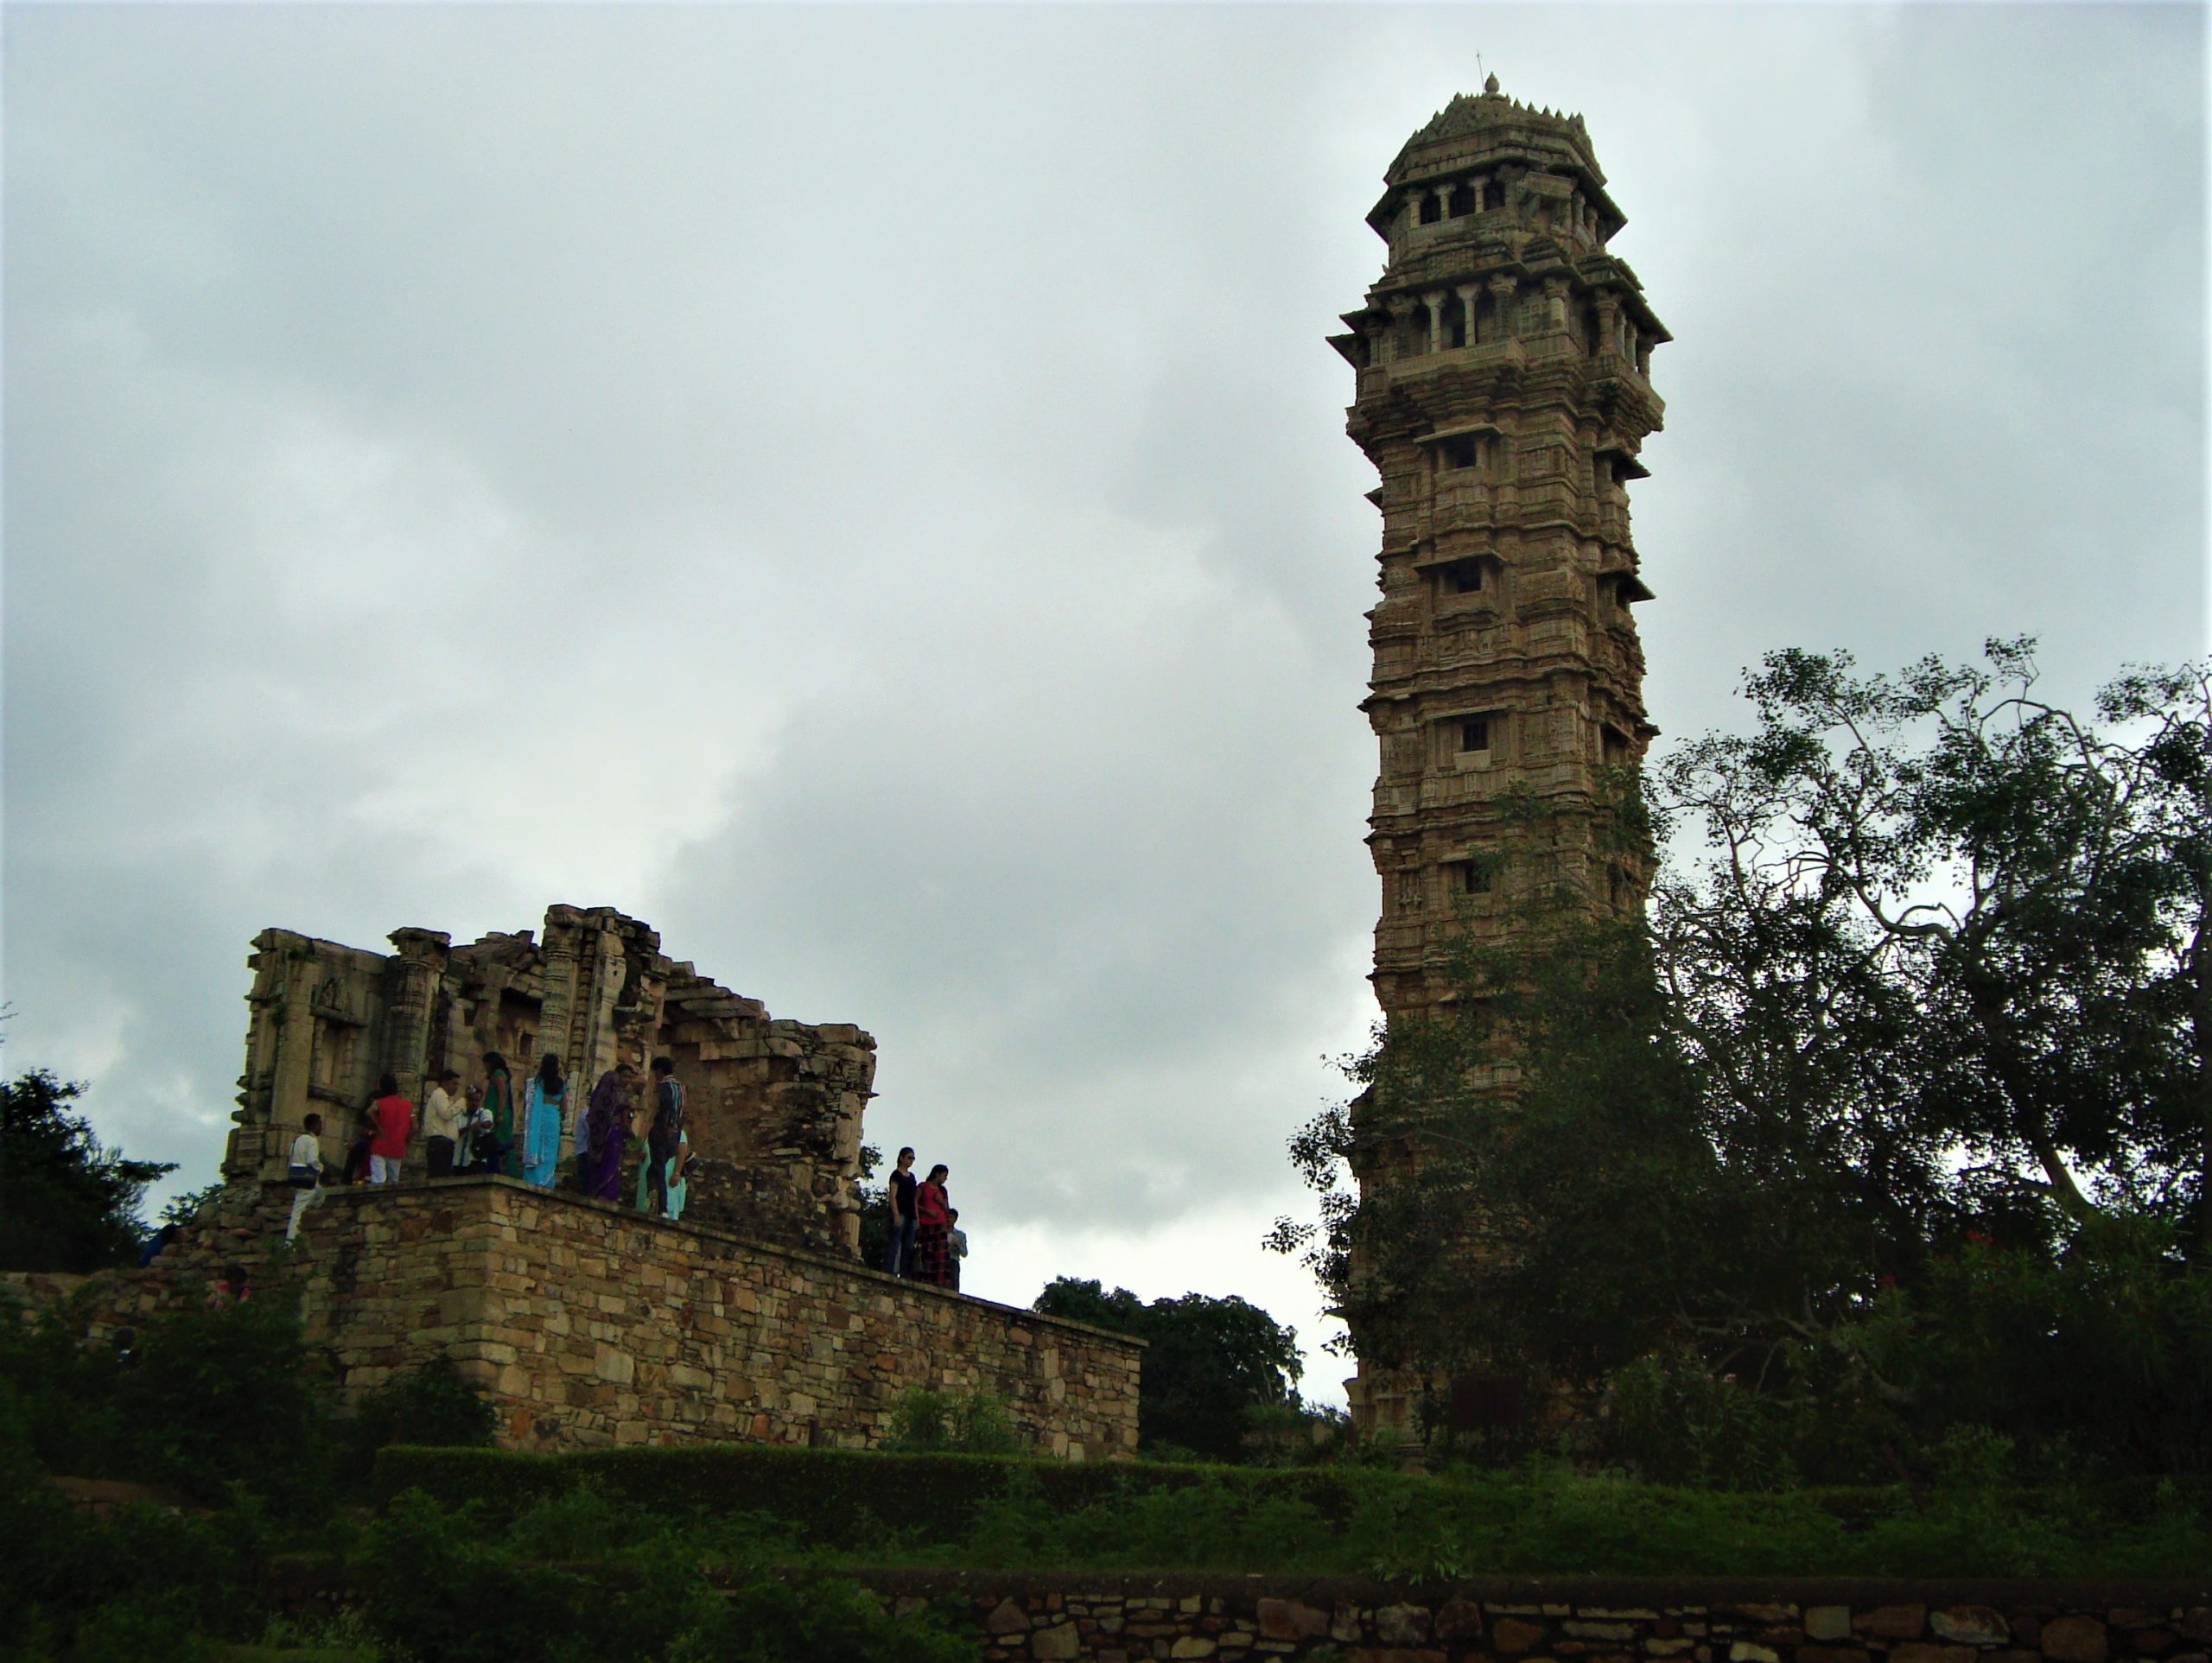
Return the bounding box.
[520,1052,566,1187]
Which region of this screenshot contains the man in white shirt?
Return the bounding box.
[423,1069,467,1178]
[286,1113,327,1241]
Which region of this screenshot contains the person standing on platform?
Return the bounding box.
[643,1057,685,1216]
[947,1208,969,1292]
[285,1113,327,1241]
[366,1074,413,1184]
[582,1063,634,1203]
[520,1053,566,1188]
[883,1146,918,1276]
[483,1052,519,1177]
[914,1165,953,1286]
[423,1069,467,1178]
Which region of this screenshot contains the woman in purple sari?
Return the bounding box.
[582,1063,635,1202]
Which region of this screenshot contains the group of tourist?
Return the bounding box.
[289,1054,697,1239]
[880,1146,967,1290]
[285,1065,973,1292]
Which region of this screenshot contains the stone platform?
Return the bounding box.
[88,1177,1142,1459]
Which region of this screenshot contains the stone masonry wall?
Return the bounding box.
[856,1575,2208,1663]
[84,1179,1141,1461]
[255,1568,2212,1663]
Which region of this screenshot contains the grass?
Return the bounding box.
[372,1444,2212,1580]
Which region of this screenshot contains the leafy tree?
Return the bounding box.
[0,1070,175,1273]
[1273,644,2212,1474]
[1654,641,2209,1248]
[1033,1277,1303,1461]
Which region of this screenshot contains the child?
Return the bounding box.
[947,1208,969,1292]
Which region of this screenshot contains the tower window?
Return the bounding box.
[1443,294,1468,350]
[1439,433,1480,470]
[1418,192,1442,225]
[1601,725,1630,764]
[1402,305,1431,356]
[1447,181,1477,218]
[1443,561,1484,595]
[1443,710,1506,770]
[1447,859,1493,896]
[1482,178,1506,212]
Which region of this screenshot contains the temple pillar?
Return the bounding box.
[384,929,452,1109]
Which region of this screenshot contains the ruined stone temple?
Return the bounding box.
[78,904,1144,1457]
[226,904,874,1255]
[1329,80,1667,1435]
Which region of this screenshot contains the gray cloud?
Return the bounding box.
[5,7,2202,1386]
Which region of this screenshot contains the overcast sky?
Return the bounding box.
[5,4,2204,1404]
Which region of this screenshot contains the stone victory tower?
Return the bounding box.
[1329,80,1669,1434]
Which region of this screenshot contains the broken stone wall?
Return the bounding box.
[227,904,872,1257]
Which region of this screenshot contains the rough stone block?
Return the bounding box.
[1030,1623,1080,1660]
[1435,1600,1484,1641]
[1376,1608,1433,1645]
[1258,1600,1332,1641]
[1933,1610,2012,1647]
[1862,1609,1930,1641]
[2044,1620,2111,1663]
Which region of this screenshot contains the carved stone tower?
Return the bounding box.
[1331,80,1669,1435]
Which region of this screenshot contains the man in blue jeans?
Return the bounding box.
[884,1146,918,1275]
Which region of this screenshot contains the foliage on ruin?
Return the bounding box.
[1273,643,2212,1478]
[1032,1277,1305,1462]
[0,1285,332,1514]
[340,1355,498,1486]
[0,1070,175,1273]
[884,1386,1024,1455]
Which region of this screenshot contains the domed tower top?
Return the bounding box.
[1366,77,1627,248]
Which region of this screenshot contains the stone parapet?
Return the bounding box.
[77,1178,1141,1462]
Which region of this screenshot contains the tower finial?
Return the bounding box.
[1484,71,1501,95]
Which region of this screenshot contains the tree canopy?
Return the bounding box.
[1274,644,2212,1479]
[1033,1277,1304,1462]
[0,1070,174,1273]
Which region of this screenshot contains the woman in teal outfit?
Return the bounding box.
[520,1052,566,1187]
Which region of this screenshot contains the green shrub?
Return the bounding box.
[353,1488,699,1663]
[0,1451,273,1658]
[370,1443,2211,1577]
[339,1355,496,1486]
[355,1486,975,1663]
[371,1443,1402,1552]
[670,1571,976,1663]
[112,1290,333,1514]
[884,1388,1021,1456]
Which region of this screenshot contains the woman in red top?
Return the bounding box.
[913,1165,953,1286]
[367,1072,414,1185]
